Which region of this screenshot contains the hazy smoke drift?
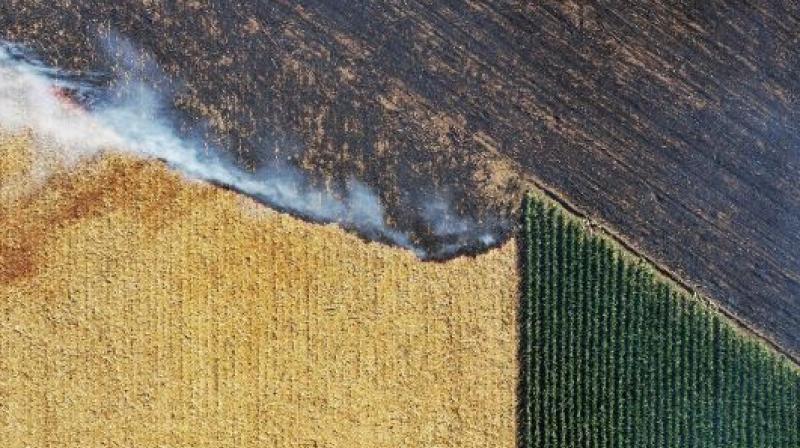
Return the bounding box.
[0,39,500,258]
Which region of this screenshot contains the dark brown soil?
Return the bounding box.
[2,1,799,360]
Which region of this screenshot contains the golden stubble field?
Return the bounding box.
[0,134,518,448]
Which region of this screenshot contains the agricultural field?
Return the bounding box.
[519,195,800,448]
[0,134,517,448]
[2,2,800,442]
[4,1,800,360]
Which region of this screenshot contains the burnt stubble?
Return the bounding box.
[2,1,799,359]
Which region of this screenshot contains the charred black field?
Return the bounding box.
[2,1,799,359]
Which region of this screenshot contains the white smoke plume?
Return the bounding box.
[420,194,503,256]
[0,37,504,258]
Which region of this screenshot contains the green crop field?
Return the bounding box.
[518,195,800,448]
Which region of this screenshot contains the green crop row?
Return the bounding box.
[518,194,799,448]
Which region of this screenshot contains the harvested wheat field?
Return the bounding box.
[0,134,518,448]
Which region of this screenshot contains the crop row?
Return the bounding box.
[518,195,799,447]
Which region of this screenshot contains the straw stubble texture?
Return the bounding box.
[0,135,517,448]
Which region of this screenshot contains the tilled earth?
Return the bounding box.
[2,1,799,360]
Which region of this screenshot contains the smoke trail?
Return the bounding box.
[419,194,504,256]
[0,39,416,249]
[0,37,505,258]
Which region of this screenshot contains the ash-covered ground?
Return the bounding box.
[2,1,800,359]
